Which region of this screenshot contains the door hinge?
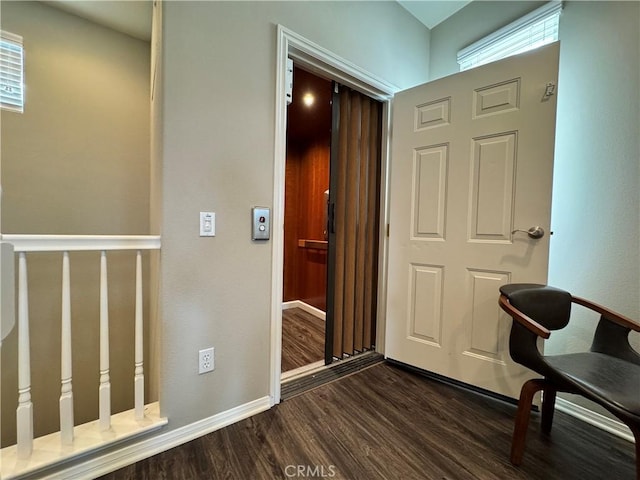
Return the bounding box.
[386,224,390,237]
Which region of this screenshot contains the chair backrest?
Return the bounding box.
[500,284,572,331]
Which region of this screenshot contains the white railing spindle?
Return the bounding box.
[60,251,74,444]
[16,252,33,459]
[134,250,144,420]
[1,235,163,479]
[99,251,111,431]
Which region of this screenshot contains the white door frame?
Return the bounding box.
[270,25,397,405]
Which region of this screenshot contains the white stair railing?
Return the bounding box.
[60,251,74,445]
[0,234,164,478]
[99,250,111,432]
[16,252,33,459]
[134,250,145,420]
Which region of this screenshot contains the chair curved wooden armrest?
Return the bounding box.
[499,294,551,339]
[572,296,640,332]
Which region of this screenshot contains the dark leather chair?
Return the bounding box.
[498,283,640,479]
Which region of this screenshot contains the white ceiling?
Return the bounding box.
[398,1,471,29]
[44,1,470,42]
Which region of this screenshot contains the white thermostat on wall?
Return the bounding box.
[252,207,270,241]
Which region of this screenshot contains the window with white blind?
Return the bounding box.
[457,1,562,71]
[1,31,24,113]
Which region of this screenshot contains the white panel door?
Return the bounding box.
[385,43,560,399]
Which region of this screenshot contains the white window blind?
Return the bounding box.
[457,1,562,71]
[1,31,24,113]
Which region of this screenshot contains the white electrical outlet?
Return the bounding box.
[198,347,215,374]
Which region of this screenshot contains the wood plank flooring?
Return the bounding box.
[281,308,325,372]
[99,362,635,480]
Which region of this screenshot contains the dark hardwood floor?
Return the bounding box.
[99,362,635,480]
[281,308,325,372]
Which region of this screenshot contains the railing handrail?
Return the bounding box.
[2,235,161,252]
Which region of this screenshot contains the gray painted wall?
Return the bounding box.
[157,1,430,428]
[1,2,150,235]
[430,0,640,415]
[544,1,640,412]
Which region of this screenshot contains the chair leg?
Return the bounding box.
[511,378,546,466]
[629,423,640,480]
[540,385,556,434]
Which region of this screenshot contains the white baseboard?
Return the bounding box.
[39,396,272,480]
[282,300,326,321]
[555,397,635,443]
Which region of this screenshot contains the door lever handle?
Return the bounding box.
[511,226,545,239]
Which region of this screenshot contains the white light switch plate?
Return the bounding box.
[199,212,215,237]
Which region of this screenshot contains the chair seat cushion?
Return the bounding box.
[546,352,640,419]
